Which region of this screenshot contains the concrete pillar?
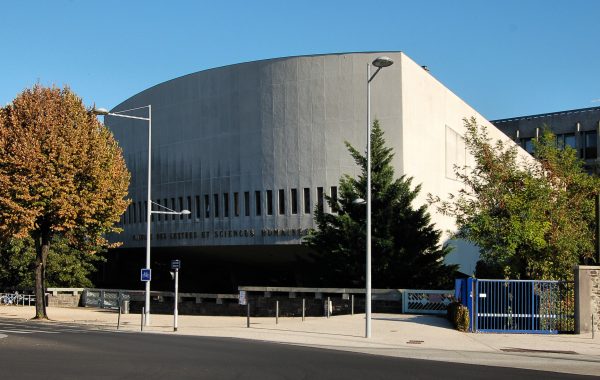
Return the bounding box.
[574,265,600,334]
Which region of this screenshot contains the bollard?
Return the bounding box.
[351,294,354,316]
[327,297,330,318]
[247,302,250,328]
[593,314,595,340]
[276,300,279,324]
[141,307,145,332]
[302,298,305,322]
[117,305,122,330]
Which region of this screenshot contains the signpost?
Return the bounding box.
[171,260,181,332]
[141,268,151,282]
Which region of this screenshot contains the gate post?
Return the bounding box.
[574,265,600,334]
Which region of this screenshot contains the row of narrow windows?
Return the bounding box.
[121,186,338,225]
[519,130,598,159]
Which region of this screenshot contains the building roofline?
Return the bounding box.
[491,106,600,124]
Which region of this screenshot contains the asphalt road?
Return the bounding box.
[0,319,594,379]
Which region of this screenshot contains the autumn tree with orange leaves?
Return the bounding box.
[0,85,130,319]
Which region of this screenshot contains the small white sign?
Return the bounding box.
[239,290,247,305]
[479,293,487,298]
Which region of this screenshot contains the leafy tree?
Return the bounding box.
[0,237,105,289]
[0,85,130,318]
[431,117,599,280]
[303,120,457,289]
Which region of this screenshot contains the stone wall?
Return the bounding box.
[47,293,82,308]
[574,265,600,334]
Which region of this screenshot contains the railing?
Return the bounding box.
[0,292,35,306]
[402,289,454,315]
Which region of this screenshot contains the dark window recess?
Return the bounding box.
[244,192,250,216]
[557,133,576,150]
[520,138,534,154]
[126,205,131,224]
[171,198,176,220]
[144,201,148,223]
[139,202,143,222]
[179,197,184,220]
[330,186,338,212]
[303,188,311,214]
[132,203,136,224]
[255,191,262,216]
[204,194,210,218]
[585,130,597,159]
[223,193,229,217]
[164,199,169,221]
[278,189,285,215]
[213,194,219,218]
[266,190,273,215]
[317,187,324,213]
[291,188,298,214]
[187,197,192,219]
[195,196,201,219]
[154,200,159,222]
[234,192,240,217]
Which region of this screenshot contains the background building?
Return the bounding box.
[99,52,525,292]
[492,107,600,173]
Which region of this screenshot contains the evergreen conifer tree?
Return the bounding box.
[304,120,457,289]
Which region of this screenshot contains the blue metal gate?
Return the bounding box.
[455,279,574,334]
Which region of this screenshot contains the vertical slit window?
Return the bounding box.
[234,192,240,217]
[223,193,229,217]
[266,190,273,215]
[171,198,176,220]
[278,189,285,215]
[144,201,148,222]
[163,199,168,222]
[244,191,250,216]
[303,188,311,214]
[204,194,210,218]
[213,194,219,218]
[132,203,137,224]
[585,130,597,159]
[195,196,200,219]
[317,187,324,213]
[255,191,262,216]
[179,197,184,220]
[291,188,298,214]
[330,186,338,213]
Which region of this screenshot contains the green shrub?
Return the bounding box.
[447,301,470,332]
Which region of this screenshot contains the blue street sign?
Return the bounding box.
[171,259,181,270]
[141,268,151,282]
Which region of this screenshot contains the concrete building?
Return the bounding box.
[100,52,526,291]
[492,106,600,173]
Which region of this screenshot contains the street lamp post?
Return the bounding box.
[93,106,189,326]
[365,56,394,339]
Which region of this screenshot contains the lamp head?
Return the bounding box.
[372,56,394,68]
[352,198,366,205]
[181,210,191,215]
[92,107,109,115]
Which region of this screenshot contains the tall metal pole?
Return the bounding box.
[366,63,372,339]
[145,105,152,326]
[174,268,179,332]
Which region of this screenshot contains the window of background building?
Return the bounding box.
[223,193,229,217]
[187,197,192,219]
[213,194,219,218]
[330,186,338,213]
[154,199,159,222]
[317,187,324,213]
[584,130,597,159]
[520,137,534,154]
[234,192,240,217]
[178,197,184,220]
[204,194,210,218]
[195,196,200,219]
[244,191,250,216]
[132,203,137,224]
[144,201,148,223]
[303,188,311,214]
[291,188,298,214]
[139,202,143,223]
[556,133,576,150]
[266,190,273,215]
[126,204,131,224]
[278,189,285,215]
[163,199,168,221]
[255,191,262,216]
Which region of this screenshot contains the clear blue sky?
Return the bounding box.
[2,0,599,120]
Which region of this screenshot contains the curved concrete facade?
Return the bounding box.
[108,52,526,275]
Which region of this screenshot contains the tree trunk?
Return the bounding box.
[34,228,50,319]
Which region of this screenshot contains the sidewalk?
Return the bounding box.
[1,306,599,376]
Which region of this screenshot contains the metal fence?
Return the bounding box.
[82,289,130,310]
[0,292,35,306]
[402,289,454,315]
[457,278,574,334]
